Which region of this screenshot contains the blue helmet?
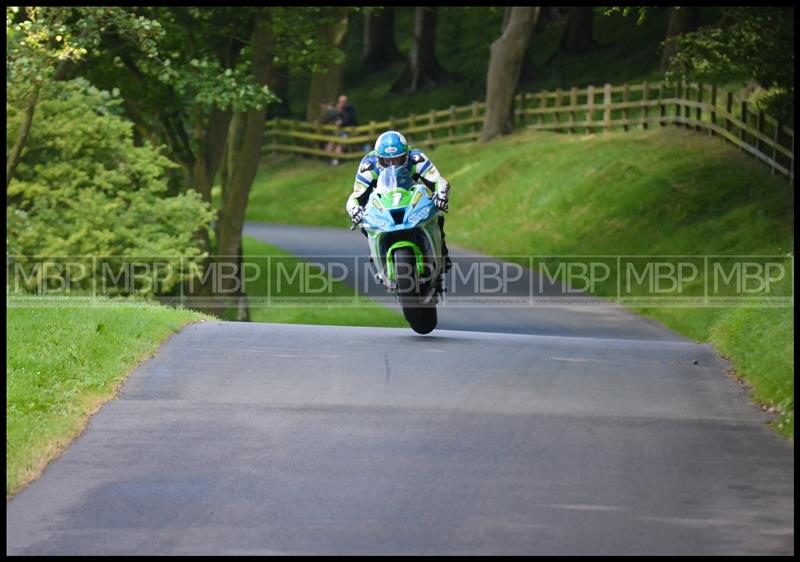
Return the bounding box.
[374,130,408,167]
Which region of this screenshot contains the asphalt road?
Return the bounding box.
[6,223,794,555]
[7,322,793,555]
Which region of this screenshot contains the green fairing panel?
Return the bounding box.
[385,240,425,280]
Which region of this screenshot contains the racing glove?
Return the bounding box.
[432,192,449,212]
[350,205,365,225]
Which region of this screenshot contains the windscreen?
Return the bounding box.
[376,165,413,194]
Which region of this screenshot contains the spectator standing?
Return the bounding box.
[327,95,358,166]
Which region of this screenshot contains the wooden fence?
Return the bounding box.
[263,80,794,182]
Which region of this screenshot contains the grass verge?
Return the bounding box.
[6,298,207,497]
[246,127,794,438]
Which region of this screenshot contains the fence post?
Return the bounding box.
[756,110,764,154]
[603,83,611,131]
[642,81,649,130]
[586,85,594,134]
[658,83,665,127]
[288,119,300,158]
[554,88,562,131]
[449,105,456,139]
[570,87,577,133]
[519,91,526,127]
[622,82,629,132]
[539,90,547,126]
[771,120,781,175]
[684,82,693,129]
[695,83,703,132]
[675,80,683,128]
[314,119,322,160]
[739,100,748,151]
[725,91,733,135]
[271,118,280,154]
[472,101,480,134]
[709,85,717,136]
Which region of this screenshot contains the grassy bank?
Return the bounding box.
[6,298,207,496]
[246,127,794,437]
[236,236,406,328]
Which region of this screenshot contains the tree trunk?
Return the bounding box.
[193,106,232,203]
[6,87,39,190]
[390,7,449,93]
[362,7,402,69]
[6,58,76,190]
[216,14,275,319]
[559,7,595,55]
[501,6,513,32]
[190,105,231,288]
[660,7,701,71]
[305,10,350,121]
[480,7,539,143]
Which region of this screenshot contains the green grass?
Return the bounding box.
[235,236,406,328]
[6,298,207,496]
[246,126,794,438]
[710,308,794,438]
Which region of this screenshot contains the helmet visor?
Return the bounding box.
[378,153,407,167]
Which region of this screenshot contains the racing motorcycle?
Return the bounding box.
[351,166,445,334]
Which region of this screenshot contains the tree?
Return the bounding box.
[660,7,700,71]
[7,78,213,295]
[559,7,595,55]
[668,7,794,119]
[216,13,275,320]
[5,7,161,190]
[480,7,539,143]
[84,8,271,313]
[81,7,347,315]
[391,7,449,93]
[520,5,551,87]
[305,8,351,121]
[361,7,402,70]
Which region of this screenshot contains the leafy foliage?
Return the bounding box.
[87,7,351,135]
[667,7,794,118]
[81,7,354,191]
[604,6,649,26]
[6,79,215,294]
[6,7,162,105]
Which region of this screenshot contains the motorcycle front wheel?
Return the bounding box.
[394,247,438,335]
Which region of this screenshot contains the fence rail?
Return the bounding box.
[263,80,794,182]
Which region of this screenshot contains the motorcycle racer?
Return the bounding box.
[346,130,452,270]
